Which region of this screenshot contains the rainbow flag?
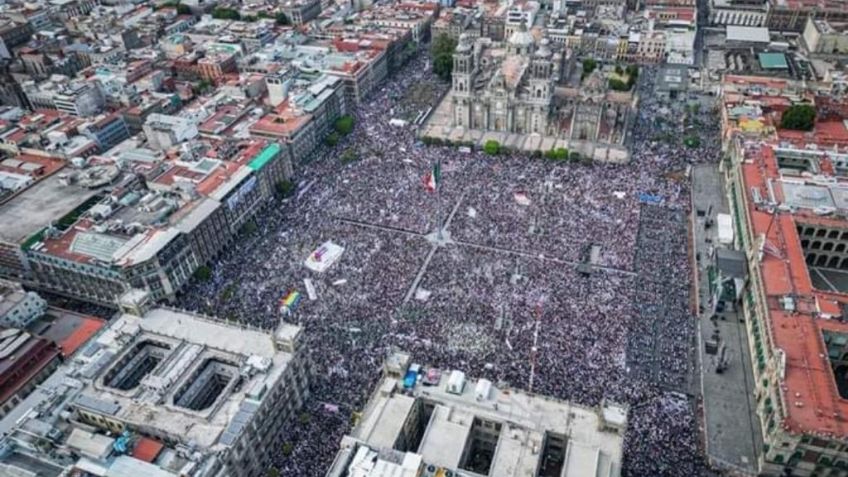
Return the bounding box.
[280,290,302,314]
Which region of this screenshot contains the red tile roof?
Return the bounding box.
[58,316,105,358]
[742,144,848,438]
[132,437,164,463]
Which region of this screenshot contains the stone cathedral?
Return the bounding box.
[451,26,560,135]
[447,25,634,157]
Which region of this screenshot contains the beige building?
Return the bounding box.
[327,353,627,477]
[451,28,560,135]
[802,17,848,56]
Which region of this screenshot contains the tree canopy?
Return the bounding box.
[544,148,569,161]
[483,140,500,155]
[431,34,458,82]
[334,115,355,135]
[211,7,240,20]
[780,104,816,131]
[582,58,597,78]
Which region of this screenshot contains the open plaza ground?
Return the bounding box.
[175,53,723,476]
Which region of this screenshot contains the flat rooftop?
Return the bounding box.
[341,374,626,477]
[73,308,301,449]
[0,166,104,244]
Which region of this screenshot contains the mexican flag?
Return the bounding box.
[423,161,441,193]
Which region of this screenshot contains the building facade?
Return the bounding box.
[451,30,559,135]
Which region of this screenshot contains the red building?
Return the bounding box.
[0,329,60,418]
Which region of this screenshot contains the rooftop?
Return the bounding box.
[726,25,770,44]
[0,162,106,245]
[72,308,301,449]
[330,367,626,477]
[759,52,789,70]
[739,143,848,437]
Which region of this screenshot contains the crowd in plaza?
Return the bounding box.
[174,52,724,476]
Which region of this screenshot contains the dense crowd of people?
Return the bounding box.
[174,53,723,476]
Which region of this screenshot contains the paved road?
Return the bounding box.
[692,163,763,476]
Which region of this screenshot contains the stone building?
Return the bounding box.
[451,27,561,135]
[439,26,634,161]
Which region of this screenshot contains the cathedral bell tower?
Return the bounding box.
[452,34,474,128]
[528,37,553,133]
[529,38,553,102]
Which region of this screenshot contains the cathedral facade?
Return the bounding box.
[451,27,562,135]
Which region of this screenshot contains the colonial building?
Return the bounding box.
[442,27,634,161]
[451,27,561,135]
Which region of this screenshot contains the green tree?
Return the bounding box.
[275,179,295,198]
[608,78,629,91]
[267,469,280,477]
[276,12,290,25]
[544,148,569,161]
[431,34,458,82]
[340,148,358,164]
[193,79,212,95]
[211,7,240,20]
[483,140,500,155]
[780,104,816,131]
[334,115,355,135]
[324,132,339,146]
[194,265,212,282]
[582,58,597,78]
[176,3,191,14]
[241,219,258,235]
[281,442,294,456]
[569,151,581,162]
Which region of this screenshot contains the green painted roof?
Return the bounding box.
[248,143,282,171]
[758,53,788,70]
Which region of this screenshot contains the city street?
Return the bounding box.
[693,162,763,475]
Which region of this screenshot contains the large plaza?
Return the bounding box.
[176,53,720,476]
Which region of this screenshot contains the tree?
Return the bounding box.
[275,179,295,198]
[780,104,816,131]
[582,58,597,78]
[340,148,358,164]
[334,115,355,135]
[211,7,240,20]
[324,132,339,146]
[569,151,581,162]
[194,265,212,281]
[431,34,458,82]
[267,469,280,477]
[241,219,258,235]
[281,442,294,456]
[176,3,191,14]
[193,79,212,95]
[608,78,629,91]
[276,12,290,25]
[544,148,569,161]
[483,140,500,155]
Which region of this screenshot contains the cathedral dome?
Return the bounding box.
[535,38,552,57]
[508,26,534,49]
